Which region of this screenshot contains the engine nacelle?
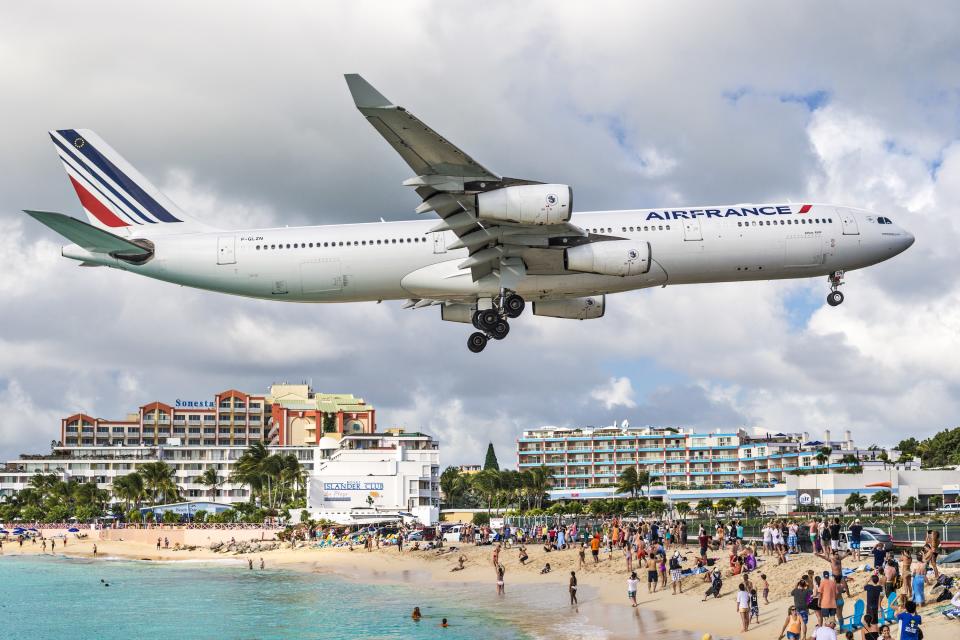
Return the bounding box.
[476,184,572,226]
[564,240,650,277]
[532,295,605,320]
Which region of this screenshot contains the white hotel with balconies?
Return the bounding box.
[516,424,957,511]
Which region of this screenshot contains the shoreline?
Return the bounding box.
[2,536,956,640]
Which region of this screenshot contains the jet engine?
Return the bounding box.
[532,295,605,320]
[476,184,572,225]
[564,240,650,277]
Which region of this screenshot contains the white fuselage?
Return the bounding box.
[63,203,914,304]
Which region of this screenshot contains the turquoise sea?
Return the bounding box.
[0,555,543,639]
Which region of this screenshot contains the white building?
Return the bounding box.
[305,430,441,525]
[1,430,443,524]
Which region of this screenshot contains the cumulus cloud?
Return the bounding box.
[590,377,637,410]
[2,1,960,467]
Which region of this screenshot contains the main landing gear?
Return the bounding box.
[827,270,845,306]
[467,292,525,353]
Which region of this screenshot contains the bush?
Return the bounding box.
[162,510,181,524]
[472,512,491,526]
[193,510,208,523]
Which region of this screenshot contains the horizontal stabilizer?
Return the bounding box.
[24,210,151,258]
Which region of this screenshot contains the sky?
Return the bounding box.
[2,1,960,467]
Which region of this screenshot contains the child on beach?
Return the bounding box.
[760,573,770,604]
[627,572,639,607]
[750,587,760,624]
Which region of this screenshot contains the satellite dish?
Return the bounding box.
[622,419,630,429]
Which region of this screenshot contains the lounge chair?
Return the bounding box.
[839,599,865,633]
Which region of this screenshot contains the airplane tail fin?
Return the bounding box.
[48,128,215,235]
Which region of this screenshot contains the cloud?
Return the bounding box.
[1,2,960,468]
[590,377,637,410]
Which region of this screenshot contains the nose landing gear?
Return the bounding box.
[466,292,524,352]
[827,270,845,306]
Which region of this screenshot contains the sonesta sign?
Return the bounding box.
[645,204,812,221]
[174,399,215,408]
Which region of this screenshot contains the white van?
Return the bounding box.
[936,503,960,514]
[838,527,894,553]
[443,524,465,543]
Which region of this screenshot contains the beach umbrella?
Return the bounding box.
[28,527,38,532]
[67,527,80,533]
[0,529,8,534]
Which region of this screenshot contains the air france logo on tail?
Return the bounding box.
[645,204,812,220]
[49,128,183,228]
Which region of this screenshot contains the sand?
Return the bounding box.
[2,535,957,640]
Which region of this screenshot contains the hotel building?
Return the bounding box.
[59,383,375,448]
[516,424,957,511]
[1,383,441,523]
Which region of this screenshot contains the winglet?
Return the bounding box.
[344,74,393,109]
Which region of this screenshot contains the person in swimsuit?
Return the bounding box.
[860,613,879,640]
[569,571,578,605]
[496,564,505,595]
[910,552,928,605]
[646,554,659,593]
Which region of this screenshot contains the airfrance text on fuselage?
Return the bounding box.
[645,205,806,221]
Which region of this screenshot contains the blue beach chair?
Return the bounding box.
[840,599,865,633]
[880,592,898,624]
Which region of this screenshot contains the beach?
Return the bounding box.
[2,532,957,639]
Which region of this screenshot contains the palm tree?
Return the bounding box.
[528,465,553,510]
[903,496,920,512]
[138,461,179,504]
[200,467,222,502]
[739,496,762,516]
[696,499,714,518]
[928,496,943,510]
[113,473,146,511]
[870,490,893,509]
[675,501,692,520]
[440,467,468,508]
[617,467,645,499]
[471,469,501,516]
[844,492,867,513]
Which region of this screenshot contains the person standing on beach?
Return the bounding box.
[736,583,751,632]
[646,553,659,593]
[850,519,863,561]
[569,571,578,605]
[248,558,253,570]
[789,579,812,640]
[50,539,55,552]
[397,532,403,553]
[590,535,600,565]
[627,572,639,607]
[496,564,505,595]
[492,543,500,567]
[92,544,97,557]
[259,557,264,570]
[157,537,161,550]
[670,551,683,594]
[578,543,586,568]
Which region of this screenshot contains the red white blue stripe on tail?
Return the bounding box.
[49,128,196,230]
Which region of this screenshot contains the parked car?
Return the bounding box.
[838,527,894,553]
[936,503,960,514]
[443,524,465,543]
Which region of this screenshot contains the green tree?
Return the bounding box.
[138,461,180,504]
[716,497,737,514]
[483,443,500,471]
[675,501,691,520]
[322,413,337,433]
[113,473,145,511]
[928,496,943,510]
[471,469,501,515]
[870,490,893,509]
[815,447,831,467]
[696,499,714,517]
[903,496,920,512]
[845,492,867,513]
[200,467,222,502]
[440,466,468,508]
[616,467,650,499]
[739,496,762,515]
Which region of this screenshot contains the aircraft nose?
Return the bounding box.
[902,230,915,250]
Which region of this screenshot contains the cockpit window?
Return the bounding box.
[878,216,893,224]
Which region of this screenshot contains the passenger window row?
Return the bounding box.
[255,237,427,251]
[738,217,833,227]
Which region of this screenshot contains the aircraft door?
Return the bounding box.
[838,210,859,235]
[432,231,448,254]
[217,235,236,265]
[682,218,703,241]
[300,258,343,295]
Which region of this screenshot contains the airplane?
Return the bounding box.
[27,74,915,353]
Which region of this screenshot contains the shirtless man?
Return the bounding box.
[899,550,913,602]
[646,554,660,593]
[924,529,941,579]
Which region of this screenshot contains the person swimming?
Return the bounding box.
[411,606,422,620]
[440,618,449,628]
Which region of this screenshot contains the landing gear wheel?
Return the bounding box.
[467,332,488,353]
[478,309,499,330]
[503,294,525,319]
[491,320,510,340]
[827,291,844,307]
[471,310,483,330]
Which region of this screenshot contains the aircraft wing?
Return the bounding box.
[24,210,152,258]
[345,74,587,284]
